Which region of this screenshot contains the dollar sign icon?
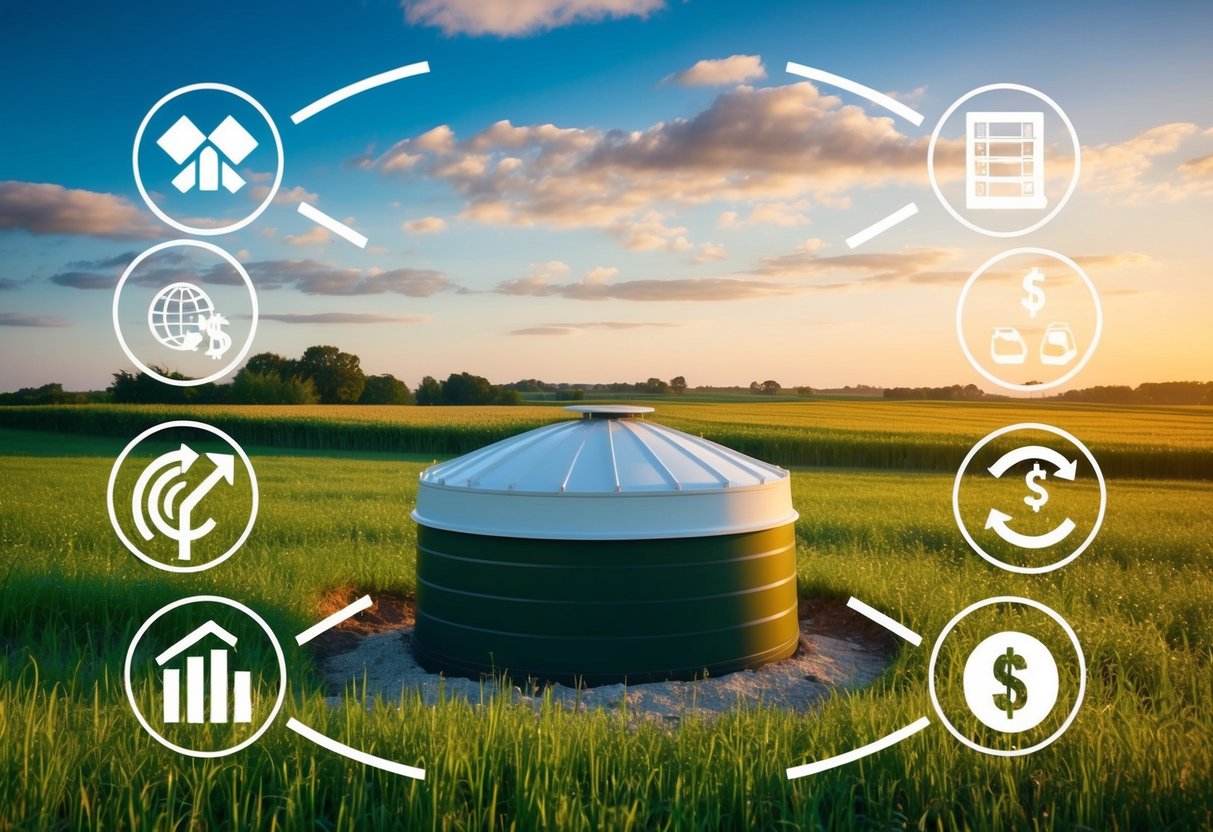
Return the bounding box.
[963,631,1060,733]
[1021,267,1046,318]
[992,646,1028,719]
[1024,462,1049,513]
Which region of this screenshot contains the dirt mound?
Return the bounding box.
[311,593,899,719]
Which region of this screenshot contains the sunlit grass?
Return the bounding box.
[1,420,1211,830]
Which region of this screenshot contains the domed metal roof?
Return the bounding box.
[412,407,797,540]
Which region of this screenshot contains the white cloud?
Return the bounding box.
[583,266,617,285]
[245,260,455,296]
[607,211,691,252]
[356,82,952,252]
[403,216,447,234]
[0,181,165,240]
[401,0,665,36]
[261,312,430,325]
[284,226,332,247]
[690,242,727,264]
[1179,153,1213,178]
[718,200,811,228]
[664,55,766,87]
[509,320,689,335]
[248,184,319,205]
[1082,122,1213,201]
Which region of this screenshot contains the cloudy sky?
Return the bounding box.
[1,0,1210,391]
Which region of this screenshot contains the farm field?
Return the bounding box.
[1,401,1211,830]
[0,399,1209,478]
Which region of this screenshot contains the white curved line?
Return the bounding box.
[846,596,923,646]
[286,717,426,780]
[987,446,1076,480]
[785,62,924,126]
[845,202,919,249]
[296,595,373,645]
[291,61,430,124]
[297,202,368,249]
[986,513,1076,550]
[786,716,931,779]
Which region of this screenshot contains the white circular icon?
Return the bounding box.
[963,630,1059,733]
[957,248,1101,393]
[133,82,283,236]
[928,83,1080,238]
[124,595,286,758]
[929,597,1085,757]
[953,422,1106,574]
[113,240,258,387]
[107,420,258,573]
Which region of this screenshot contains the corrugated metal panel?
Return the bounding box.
[412,524,800,685]
[421,409,786,494]
[414,408,796,539]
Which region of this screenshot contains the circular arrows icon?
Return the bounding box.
[952,423,1106,574]
[984,445,1078,549]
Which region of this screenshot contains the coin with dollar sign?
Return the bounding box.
[962,630,1059,732]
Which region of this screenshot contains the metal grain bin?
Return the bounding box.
[410,406,799,684]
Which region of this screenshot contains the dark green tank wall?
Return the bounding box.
[413,523,799,685]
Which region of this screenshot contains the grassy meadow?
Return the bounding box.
[1,400,1211,830]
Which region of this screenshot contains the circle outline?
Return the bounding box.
[107,419,259,573]
[956,247,1102,392]
[929,595,1086,757]
[952,422,1106,574]
[114,239,258,387]
[927,83,1080,238]
[133,82,284,236]
[124,595,286,758]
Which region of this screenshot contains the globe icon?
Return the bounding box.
[148,282,215,350]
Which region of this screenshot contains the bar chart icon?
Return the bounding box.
[155,620,253,725]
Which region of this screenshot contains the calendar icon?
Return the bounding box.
[966,112,1046,210]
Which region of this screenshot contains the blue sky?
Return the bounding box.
[2,0,1211,390]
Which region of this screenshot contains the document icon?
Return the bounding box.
[967,112,1046,210]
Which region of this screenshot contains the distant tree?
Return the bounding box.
[759,379,781,396]
[360,374,414,405]
[415,375,443,405]
[749,381,761,394]
[109,368,192,403]
[1135,381,1213,405]
[295,345,365,404]
[505,378,553,393]
[644,377,670,394]
[0,383,87,405]
[494,387,522,406]
[441,371,497,405]
[794,386,814,397]
[556,388,586,401]
[230,369,318,404]
[244,352,296,378]
[670,375,687,394]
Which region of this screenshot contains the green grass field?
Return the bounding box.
[1,402,1211,830]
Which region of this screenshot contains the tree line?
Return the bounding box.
[1,349,1208,406]
[881,380,1213,405]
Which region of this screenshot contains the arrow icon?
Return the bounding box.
[987,446,1077,481]
[174,453,235,561]
[985,509,1076,549]
[132,446,236,561]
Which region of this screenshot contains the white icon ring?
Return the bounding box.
[928,596,1086,757]
[133,82,284,236]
